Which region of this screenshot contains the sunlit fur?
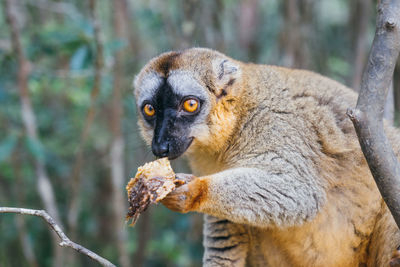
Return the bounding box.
[134,48,400,267]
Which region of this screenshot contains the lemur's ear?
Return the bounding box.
[212,58,241,97]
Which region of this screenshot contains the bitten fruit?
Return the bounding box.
[126,158,184,225]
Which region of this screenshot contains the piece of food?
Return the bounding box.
[126,158,184,225]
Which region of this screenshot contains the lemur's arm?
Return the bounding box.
[163,166,325,227]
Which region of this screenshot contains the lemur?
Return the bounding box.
[134,48,400,267]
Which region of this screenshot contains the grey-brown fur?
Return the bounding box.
[134,48,400,266]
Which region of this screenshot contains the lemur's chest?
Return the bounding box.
[246,191,381,267]
[186,151,227,176]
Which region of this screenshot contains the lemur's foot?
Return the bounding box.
[390,247,400,267]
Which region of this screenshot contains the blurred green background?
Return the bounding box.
[0,0,400,266]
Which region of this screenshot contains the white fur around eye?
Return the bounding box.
[135,72,163,106]
[167,71,208,99]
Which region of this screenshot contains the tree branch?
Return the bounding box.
[0,207,116,267]
[347,0,400,228]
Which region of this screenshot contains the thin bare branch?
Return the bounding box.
[0,207,116,267]
[347,0,400,228]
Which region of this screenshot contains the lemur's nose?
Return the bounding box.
[152,141,169,158]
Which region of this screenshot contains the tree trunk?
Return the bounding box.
[68,0,105,241]
[3,1,64,266]
[347,0,400,229]
[179,0,225,50]
[12,151,39,267]
[110,1,130,266]
[238,0,260,61]
[350,0,373,92]
[280,0,314,69]
[121,0,141,54]
[133,210,151,267]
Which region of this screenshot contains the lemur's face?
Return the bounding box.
[134,49,241,160]
[135,70,211,159]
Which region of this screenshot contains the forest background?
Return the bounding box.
[1,0,400,266]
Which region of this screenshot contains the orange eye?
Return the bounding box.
[183,98,199,113]
[143,104,155,117]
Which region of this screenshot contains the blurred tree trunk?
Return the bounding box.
[68,0,104,239]
[180,0,225,50]
[134,210,151,267]
[349,0,394,123]
[350,0,373,92]
[280,0,314,69]
[159,0,180,49]
[208,0,225,51]
[66,0,104,265]
[3,1,65,266]
[121,0,141,54]
[110,1,130,267]
[15,216,38,267]
[347,0,400,230]
[12,151,39,267]
[238,0,260,61]
[181,0,200,49]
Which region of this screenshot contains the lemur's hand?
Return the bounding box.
[162,174,208,213]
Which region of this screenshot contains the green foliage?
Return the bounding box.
[25,137,45,162]
[0,133,18,162]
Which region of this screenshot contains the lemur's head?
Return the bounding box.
[134,48,243,160]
